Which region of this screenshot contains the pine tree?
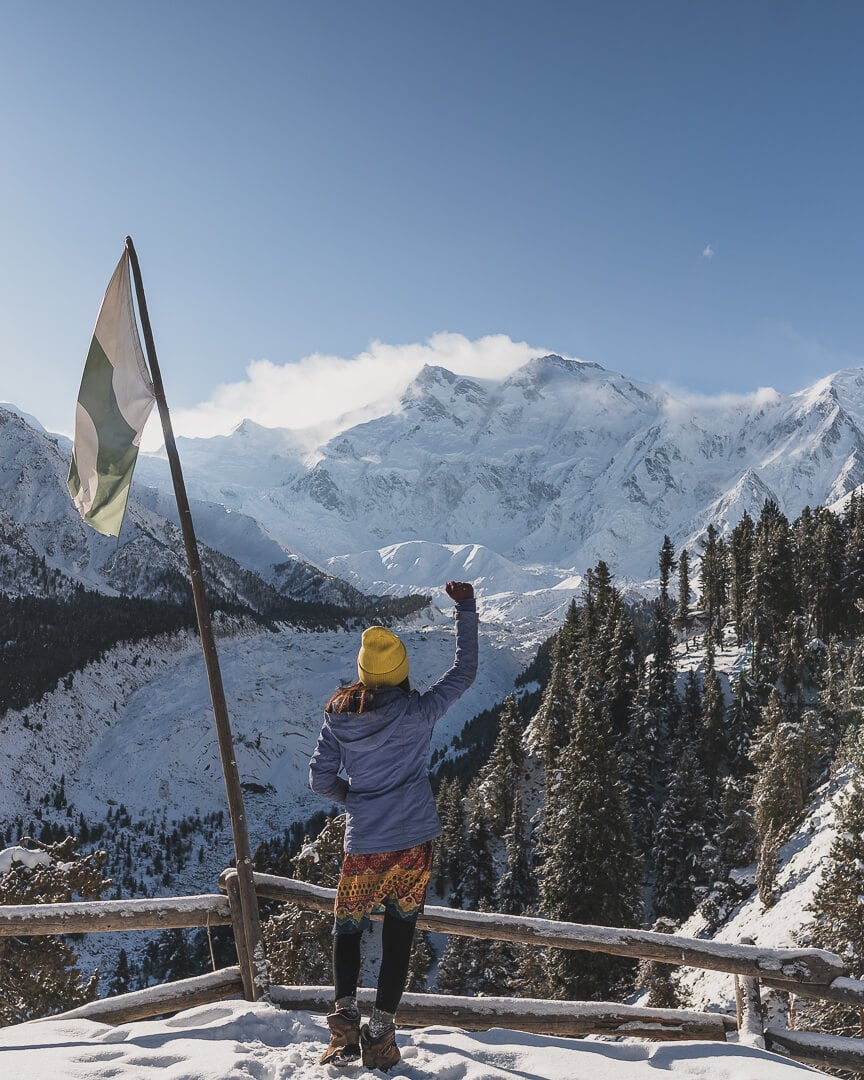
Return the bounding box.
[107,948,133,997]
[0,836,108,1024]
[750,694,820,906]
[659,534,676,595]
[698,524,727,646]
[457,899,500,994]
[728,512,754,644]
[621,673,657,857]
[699,638,727,789]
[435,935,470,995]
[496,791,535,915]
[433,777,466,905]
[405,930,433,992]
[557,598,582,674]
[675,547,693,644]
[525,634,576,770]
[820,640,864,756]
[141,928,195,985]
[727,671,759,773]
[461,784,497,909]
[478,695,525,835]
[778,615,808,704]
[748,501,797,685]
[796,506,845,640]
[580,561,639,714]
[637,918,692,1009]
[626,539,682,845]
[652,744,715,921]
[481,937,526,996]
[582,561,616,649]
[713,772,755,872]
[261,815,345,985]
[844,491,864,635]
[537,690,642,1000]
[700,773,757,933]
[595,593,641,740]
[676,668,702,745]
[648,546,679,722]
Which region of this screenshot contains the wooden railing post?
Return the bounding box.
[737,937,765,1049]
[225,871,256,1001]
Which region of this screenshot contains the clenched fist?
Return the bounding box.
[445,581,474,602]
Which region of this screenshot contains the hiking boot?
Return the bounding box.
[319,1009,361,1066]
[361,1022,400,1071]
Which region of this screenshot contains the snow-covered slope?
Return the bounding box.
[628,631,849,1020]
[676,767,849,1015]
[0,600,531,886]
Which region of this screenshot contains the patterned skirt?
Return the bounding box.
[333,840,434,935]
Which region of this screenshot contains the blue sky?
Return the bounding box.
[2,1,864,441]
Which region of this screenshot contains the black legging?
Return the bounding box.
[334,911,417,1014]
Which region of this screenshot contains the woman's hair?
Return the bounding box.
[326,677,411,714]
[327,680,374,714]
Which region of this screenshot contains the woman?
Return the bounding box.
[309,580,478,1069]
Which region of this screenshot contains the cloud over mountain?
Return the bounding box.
[152,333,553,450]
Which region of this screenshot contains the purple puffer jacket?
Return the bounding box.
[308,599,478,854]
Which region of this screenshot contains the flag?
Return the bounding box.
[67,252,156,536]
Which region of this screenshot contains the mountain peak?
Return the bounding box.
[503,353,603,393]
[232,418,278,438]
[0,403,50,436]
[399,365,489,417]
[412,363,461,388]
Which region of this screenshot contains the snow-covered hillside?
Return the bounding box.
[0,600,530,884]
[675,765,850,1015]
[0,999,821,1079]
[620,630,851,1020]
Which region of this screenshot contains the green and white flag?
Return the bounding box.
[67,252,156,536]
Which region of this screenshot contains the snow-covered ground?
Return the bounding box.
[1,999,820,1079]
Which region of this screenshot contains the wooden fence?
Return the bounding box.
[3,869,864,1072]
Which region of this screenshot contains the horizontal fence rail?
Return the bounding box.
[765,1026,864,1073]
[269,985,737,1042]
[0,894,231,936]
[762,973,864,1007]
[228,870,846,987]
[44,967,244,1026]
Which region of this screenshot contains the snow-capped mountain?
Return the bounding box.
[0,406,361,608]
[134,356,864,590]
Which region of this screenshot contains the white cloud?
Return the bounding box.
[142,333,551,450]
[659,383,782,419]
[701,244,715,259]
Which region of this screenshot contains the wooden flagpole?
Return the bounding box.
[124,236,265,1000]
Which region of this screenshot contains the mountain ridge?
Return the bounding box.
[128,355,864,589]
[9,353,864,604]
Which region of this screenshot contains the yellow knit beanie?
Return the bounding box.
[357,626,409,688]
